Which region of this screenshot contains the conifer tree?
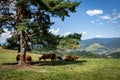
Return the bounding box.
[0,0,81,65]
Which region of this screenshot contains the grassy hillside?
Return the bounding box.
[80,38,120,50]
[86,43,106,51]
[0,47,120,80]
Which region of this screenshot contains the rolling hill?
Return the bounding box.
[80,38,120,54]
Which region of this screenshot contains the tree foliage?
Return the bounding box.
[57,33,82,50]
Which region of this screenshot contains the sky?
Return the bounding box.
[0,0,120,44]
[50,0,120,40]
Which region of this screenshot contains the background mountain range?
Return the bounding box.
[80,38,120,54]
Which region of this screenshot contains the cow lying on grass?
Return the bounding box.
[16,54,32,63]
[64,55,78,61]
[38,54,56,61]
[56,55,78,61]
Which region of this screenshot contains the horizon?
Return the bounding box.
[0,33,120,44]
[81,37,120,40]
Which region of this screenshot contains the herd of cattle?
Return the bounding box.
[16,54,78,63]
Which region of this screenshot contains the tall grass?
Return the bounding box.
[0,47,120,80]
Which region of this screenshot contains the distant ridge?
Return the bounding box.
[80,37,120,53]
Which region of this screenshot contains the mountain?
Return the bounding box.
[80,38,120,54]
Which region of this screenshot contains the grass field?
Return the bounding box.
[0,47,120,80]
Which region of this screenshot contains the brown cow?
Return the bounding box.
[64,55,78,61]
[64,55,73,61]
[72,56,78,61]
[56,56,62,60]
[25,55,32,62]
[38,54,56,61]
[16,54,32,63]
[16,54,20,63]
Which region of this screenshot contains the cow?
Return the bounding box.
[25,55,32,62]
[64,55,73,61]
[16,54,20,63]
[64,55,78,61]
[38,54,56,61]
[16,54,32,63]
[56,56,62,60]
[72,56,78,61]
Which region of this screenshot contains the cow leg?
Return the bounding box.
[39,58,41,61]
[51,58,55,61]
[44,59,46,61]
[51,58,53,61]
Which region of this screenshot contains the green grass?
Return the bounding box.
[0,47,120,80]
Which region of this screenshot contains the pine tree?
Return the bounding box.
[0,0,81,65]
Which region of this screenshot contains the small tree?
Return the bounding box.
[57,33,82,51]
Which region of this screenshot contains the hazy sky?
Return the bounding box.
[50,0,120,40]
[0,0,120,44]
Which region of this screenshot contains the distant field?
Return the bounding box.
[0,47,120,80]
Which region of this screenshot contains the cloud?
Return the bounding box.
[49,28,60,35]
[118,14,120,18]
[63,32,72,36]
[99,22,103,25]
[86,9,103,16]
[81,31,87,40]
[88,9,120,27]
[113,14,120,20]
[81,31,87,35]
[100,15,111,20]
[96,19,100,22]
[95,35,104,38]
[91,21,95,24]
[100,9,120,20]
[99,13,120,25]
[112,9,118,16]
[0,30,11,44]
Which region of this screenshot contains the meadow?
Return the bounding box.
[0,47,120,80]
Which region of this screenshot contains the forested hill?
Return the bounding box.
[80,38,120,50]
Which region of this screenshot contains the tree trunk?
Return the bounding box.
[18,31,27,65]
[16,2,28,65]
